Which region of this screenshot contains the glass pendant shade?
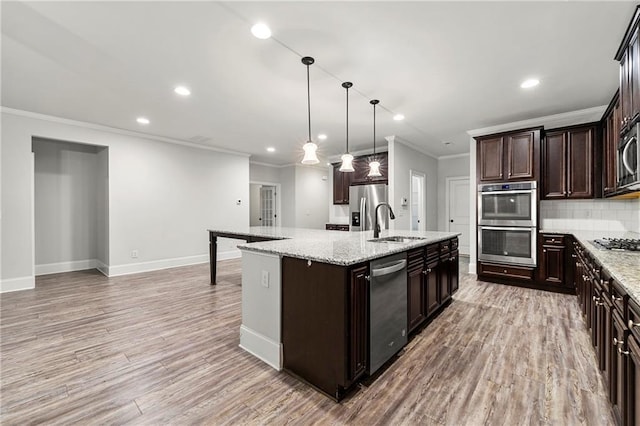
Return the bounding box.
[339,153,354,172]
[301,141,319,164]
[367,160,382,177]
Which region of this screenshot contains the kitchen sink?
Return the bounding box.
[368,236,426,243]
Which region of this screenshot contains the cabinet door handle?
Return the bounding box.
[592,296,601,302]
[572,254,577,258]
[614,337,625,346]
[422,270,427,275]
[629,320,640,329]
[619,347,630,356]
[613,296,623,302]
[426,268,431,273]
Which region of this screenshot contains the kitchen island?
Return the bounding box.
[217,226,460,400]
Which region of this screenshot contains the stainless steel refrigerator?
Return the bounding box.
[349,184,389,232]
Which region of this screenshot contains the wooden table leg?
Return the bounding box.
[209,232,217,285]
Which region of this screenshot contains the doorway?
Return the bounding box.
[410,170,426,231]
[32,138,109,276]
[446,177,470,255]
[249,182,280,227]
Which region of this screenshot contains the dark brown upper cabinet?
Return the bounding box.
[542,123,601,200]
[602,92,621,197]
[332,152,388,205]
[616,6,640,134]
[476,127,541,183]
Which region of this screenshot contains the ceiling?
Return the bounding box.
[1,1,635,165]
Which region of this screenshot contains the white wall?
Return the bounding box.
[389,138,438,231]
[1,110,250,291]
[96,147,109,269]
[294,165,330,229]
[33,139,107,274]
[249,184,261,226]
[279,166,296,228]
[250,163,281,183]
[436,154,470,231]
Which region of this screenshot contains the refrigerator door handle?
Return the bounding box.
[360,197,366,229]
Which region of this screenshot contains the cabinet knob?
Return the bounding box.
[592,295,600,302]
[614,337,625,347]
[629,320,640,329]
[426,268,431,273]
[614,296,623,302]
[619,347,630,356]
[503,269,507,273]
[422,270,427,275]
[572,254,577,258]
[543,249,547,253]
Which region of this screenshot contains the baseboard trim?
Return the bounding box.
[35,259,98,276]
[1,276,35,293]
[96,261,109,277]
[468,261,477,275]
[239,324,282,371]
[107,250,240,277]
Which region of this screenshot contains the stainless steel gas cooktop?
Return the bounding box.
[591,238,640,252]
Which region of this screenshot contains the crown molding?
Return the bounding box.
[466,105,607,138]
[249,161,287,168]
[438,152,470,160]
[1,107,251,157]
[389,135,439,160]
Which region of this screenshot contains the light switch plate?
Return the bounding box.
[261,270,269,288]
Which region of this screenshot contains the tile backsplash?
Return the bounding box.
[540,198,640,232]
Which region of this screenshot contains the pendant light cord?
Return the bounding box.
[306,64,311,142]
[344,84,349,153]
[373,102,376,155]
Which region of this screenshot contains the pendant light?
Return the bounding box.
[301,56,319,165]
[368,99,382,177]
[339,81,354,172]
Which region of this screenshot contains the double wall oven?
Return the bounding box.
[478,181,537,267]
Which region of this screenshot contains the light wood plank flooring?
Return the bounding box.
[1,258,615,425]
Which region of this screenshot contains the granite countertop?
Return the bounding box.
[540,229,640,305]
[229,227,460,266]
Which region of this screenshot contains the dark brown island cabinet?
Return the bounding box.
[281,237,459,401]
[542,123,601,200]
[332,152,388,205]
[476,127,541,183]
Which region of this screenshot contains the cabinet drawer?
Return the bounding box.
[629,298,640,342]
[542,234,565,246]
[439,240,451,254]
[479,263,535,281]
[408,248,424,267]
[611,280,628,318]
[426,243,439,260]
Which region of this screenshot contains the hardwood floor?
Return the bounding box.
[1,258,615,425]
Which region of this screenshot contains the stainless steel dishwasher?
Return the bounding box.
[368,252,408,375]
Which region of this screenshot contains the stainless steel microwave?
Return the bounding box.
[618,124,640,191]
[477,181,537,227]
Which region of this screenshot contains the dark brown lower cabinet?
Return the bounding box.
[281,257,368,400]
[425,258,440,317]
[407,261,425,333]
[449,250,459,294]
[438,257,451,305]
[612,311,628,425]
[627,334,640,426]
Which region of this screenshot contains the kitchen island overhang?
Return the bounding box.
[229,227,460,399]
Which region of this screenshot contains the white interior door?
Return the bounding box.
[447,177,470,255]
[410,171,426,231]
[260,186,276,227]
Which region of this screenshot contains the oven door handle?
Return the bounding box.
[622,136,637,175]
[479,226,535,232]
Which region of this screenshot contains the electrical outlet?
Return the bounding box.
[261,270,269,288]
[131,250,139,258]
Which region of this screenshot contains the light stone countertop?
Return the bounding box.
[540,229,640,305]
[222,227,460,266]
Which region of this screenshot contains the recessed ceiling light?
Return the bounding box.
[174,86,191,96]
[520,78,540,89]
[393,114,405,121]
[251,23,271,39]
[442,141,452,145]
[318,134,327,140]
[136,117,150,125]
[266,147,275,152]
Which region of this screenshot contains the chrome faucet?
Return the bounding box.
[374,203,395,239]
